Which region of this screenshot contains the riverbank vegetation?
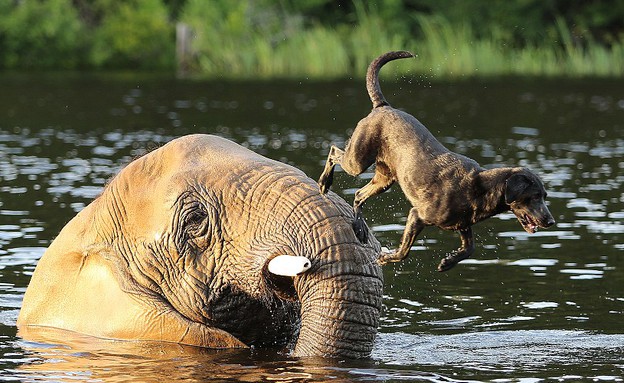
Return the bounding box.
[1,0,623,78]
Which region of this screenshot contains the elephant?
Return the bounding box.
[17,134,383,359]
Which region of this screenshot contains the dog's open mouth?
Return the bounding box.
[518,213,539,234]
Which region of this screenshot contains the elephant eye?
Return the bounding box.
[184,206,208,235]
[174,201,212,255]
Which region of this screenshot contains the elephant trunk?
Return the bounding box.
[292,256,383,358]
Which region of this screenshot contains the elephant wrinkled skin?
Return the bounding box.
[17,134,383,359]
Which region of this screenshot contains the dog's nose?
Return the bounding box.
[546,218,556,227]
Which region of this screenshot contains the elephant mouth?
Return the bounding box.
[265,272,298,301]
[264,254,301,301]
[208,283,300,349]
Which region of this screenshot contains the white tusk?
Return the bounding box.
[268,255,311,277]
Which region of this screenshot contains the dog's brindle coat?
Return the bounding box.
[318,51,555,271]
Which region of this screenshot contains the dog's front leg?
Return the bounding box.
[352,173,394,242]
[378,208,424,265]
[437,227,475,272]
[318,146,344,194]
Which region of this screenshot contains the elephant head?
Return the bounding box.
[17,134,383,358]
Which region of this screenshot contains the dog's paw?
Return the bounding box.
[438,248,472,272]
[376,253,392,265]
[318,182,329,194]
[437,257,457,272]
[317,170,334,194]
[377,248,406,265]
[376,248,390,265]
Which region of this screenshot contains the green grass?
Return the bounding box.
[181,6,624,79]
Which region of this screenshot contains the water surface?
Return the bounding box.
[1,73,623,382]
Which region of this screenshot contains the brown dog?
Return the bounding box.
[318,51,555,271]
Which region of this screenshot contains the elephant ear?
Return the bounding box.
[505,173,531,204]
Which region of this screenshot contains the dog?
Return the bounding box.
[318,51,555,272]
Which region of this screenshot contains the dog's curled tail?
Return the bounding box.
[366,50,415,108]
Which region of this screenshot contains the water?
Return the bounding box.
[1,73,623,382]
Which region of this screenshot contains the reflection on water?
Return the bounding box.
[14,335,350,383]
[5,330,624,382]
[0,74,623,381]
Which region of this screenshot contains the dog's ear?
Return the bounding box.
[505,173,531,204]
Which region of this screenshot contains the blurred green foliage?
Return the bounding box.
[0,0,86,69]
[89,0,173,69]
[0,0,174,70]
[0,0,623,76]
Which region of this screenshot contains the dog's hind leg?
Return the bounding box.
[352,172,395,242]
[437,227,474,272]
[377,207,424,264]
[318,146,345,194]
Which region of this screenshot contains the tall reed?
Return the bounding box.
[181,3,624,79]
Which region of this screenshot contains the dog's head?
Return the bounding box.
[505,169,555,233]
